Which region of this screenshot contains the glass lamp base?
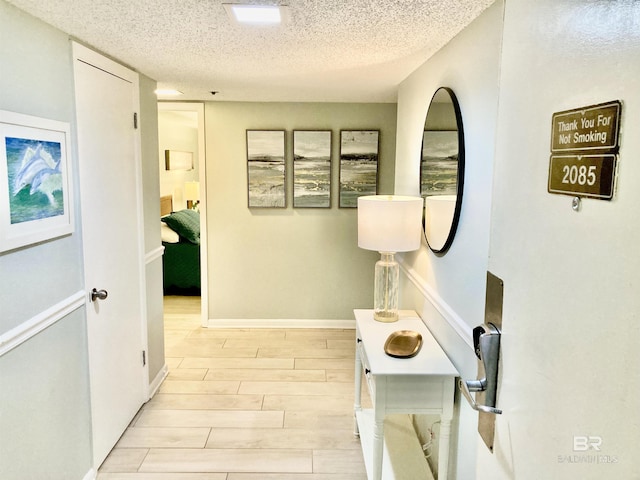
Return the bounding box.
[373,252,399,323]
[374,310,399,322]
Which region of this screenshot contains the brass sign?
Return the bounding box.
[549,100,621,200]
[548,154,616,199]
[551,101,621,153]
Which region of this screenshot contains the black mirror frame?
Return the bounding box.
[422,87,465,256]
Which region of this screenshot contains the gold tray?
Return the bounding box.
[384,330,423,358]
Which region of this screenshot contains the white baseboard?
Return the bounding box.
[0,290,85,357]
[148,364,168,399]
[207,318,355,329]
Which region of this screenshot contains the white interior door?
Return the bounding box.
[73,43,147,468]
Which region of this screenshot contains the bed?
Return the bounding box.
[160,195,201,295]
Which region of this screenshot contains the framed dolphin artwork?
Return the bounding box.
[0,110,74,252]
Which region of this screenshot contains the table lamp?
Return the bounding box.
[184,181,200,210]
[357,195,424,322]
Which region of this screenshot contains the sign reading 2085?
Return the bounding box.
[548,101,621,199]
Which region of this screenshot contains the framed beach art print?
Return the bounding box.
[246,129,286,208]
[339,130,379,207]
[420,130,459,197]
[293,130,332,208]
[0,110,74,252]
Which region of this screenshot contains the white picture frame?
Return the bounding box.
[0,110,74,252]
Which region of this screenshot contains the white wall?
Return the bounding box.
[0,2,92,478]
[396,0,640,479]
[158,109,199,210]
[205,102,396,321]
[140,74,165,386]
[394,3,503,478]
[481,1,640,478]
[0,4,164,477]
[0,3,85,329]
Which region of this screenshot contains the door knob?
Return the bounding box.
[91,288,108,302]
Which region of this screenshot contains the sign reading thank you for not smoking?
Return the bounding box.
[548,100,622,200]
[551,101,621,153]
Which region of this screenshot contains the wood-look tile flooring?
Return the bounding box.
[97,296,370,479]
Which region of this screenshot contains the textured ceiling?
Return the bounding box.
[6,0,494,102]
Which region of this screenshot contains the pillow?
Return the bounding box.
[161,209,200,244]
[160,222,180,243]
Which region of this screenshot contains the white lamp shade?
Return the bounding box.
[424,195,457,251]
[357,195,424,253]
[184,181,200,200]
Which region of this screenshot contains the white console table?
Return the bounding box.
[354,309,459,480]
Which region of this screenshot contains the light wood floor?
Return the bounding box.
[97,296,369,479]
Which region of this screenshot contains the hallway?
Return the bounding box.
[96,296,368,478]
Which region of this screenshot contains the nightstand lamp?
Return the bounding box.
[357,195,424,322]
[184,181,200,210]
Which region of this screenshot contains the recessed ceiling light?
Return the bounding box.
[223,4,289,25]
[154,89,183,96]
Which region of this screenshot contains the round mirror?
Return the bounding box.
[419,87,464,255]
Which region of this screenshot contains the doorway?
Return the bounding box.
[157,102,207,326]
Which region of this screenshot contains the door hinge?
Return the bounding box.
[133,112,138,129]
[142,350,146,366]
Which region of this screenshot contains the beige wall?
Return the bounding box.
[204,102,396,321]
